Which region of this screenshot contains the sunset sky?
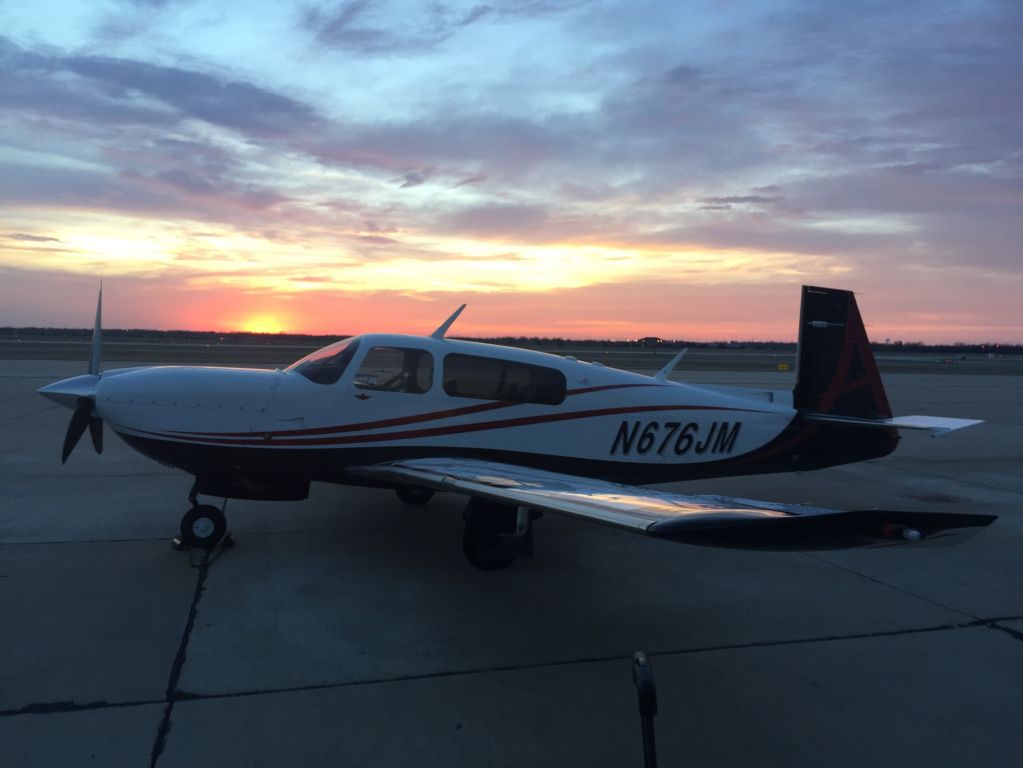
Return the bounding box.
[1,0,1020,341]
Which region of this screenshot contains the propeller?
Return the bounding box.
[60,284,104,463]
[62,397,102,463]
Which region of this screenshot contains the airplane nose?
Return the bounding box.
[93,366,281,438]
[38,374,101,410]
[38,373,105,463]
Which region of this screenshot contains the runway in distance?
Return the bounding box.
[39,285,994,568]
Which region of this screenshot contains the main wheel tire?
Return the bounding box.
[462,527,514,570]
[396,486,434,506]
[179,504,227,550]
[461,499,521,570]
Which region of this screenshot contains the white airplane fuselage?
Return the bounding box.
[71,334,822,494]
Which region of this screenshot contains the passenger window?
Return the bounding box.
[353,347,433,393]
[443,354,503,399]
[443,353,565,405]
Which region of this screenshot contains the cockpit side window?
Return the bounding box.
[353,347,433,393]
[285,338,360,384]
[442,353,566,405]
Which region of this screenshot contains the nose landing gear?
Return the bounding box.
[172,482,233,551]
[177,504,229,550]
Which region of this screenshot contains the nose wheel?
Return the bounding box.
[174,503,232,551]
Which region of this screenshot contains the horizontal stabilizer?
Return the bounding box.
[804,413,983,436]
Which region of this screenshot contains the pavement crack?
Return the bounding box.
[6,615,1017,722]
[802,552,979,620]
[150,619,994,708]
[986,621,1023,644]
[148,552,210,768]
[0,698,160,717]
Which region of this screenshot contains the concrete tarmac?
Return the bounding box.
[2,358,1022,767]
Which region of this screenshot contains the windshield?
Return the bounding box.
[285,337,361,384]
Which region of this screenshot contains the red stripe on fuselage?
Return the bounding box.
[139,402,765,448]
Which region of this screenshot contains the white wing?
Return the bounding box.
[350,458,994,550]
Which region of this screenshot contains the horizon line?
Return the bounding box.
[2,325,1020,349]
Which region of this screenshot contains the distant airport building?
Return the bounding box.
[638,336,666,347]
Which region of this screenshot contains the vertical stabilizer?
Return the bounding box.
[793,286,892,419]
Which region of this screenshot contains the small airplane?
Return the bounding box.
[39,285,994,568]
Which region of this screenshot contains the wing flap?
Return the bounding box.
[350,458,995,550]
[353,458,790,532]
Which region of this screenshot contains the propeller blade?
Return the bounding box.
[89,415,103,454]
[89,282,102,376]
[62,398,94,464]
[55,284,104,465]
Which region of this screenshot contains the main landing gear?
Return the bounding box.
[395,486,435,506]
[394,486,539,569]
[173,483,234,551]
[462,498,539,570]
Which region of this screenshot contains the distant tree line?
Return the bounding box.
[0,327,1018,355]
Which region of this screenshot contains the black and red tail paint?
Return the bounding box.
[783,285,900,470]
[794,286,893,420]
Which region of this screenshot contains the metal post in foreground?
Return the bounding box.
[632,651,658,768]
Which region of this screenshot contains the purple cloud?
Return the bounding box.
[698,195,782,206]
[301,0,586,54]
[63,55,321,138]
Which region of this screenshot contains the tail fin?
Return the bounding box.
[793,286,892,419]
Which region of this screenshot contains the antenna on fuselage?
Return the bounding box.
[431,304,466,339]
[654,348,687,382]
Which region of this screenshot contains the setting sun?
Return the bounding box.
[238,315,287,334]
